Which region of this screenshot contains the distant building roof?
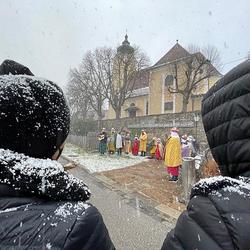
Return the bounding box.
[117,34,134,55]
[151,43,221,76]
[130,87,149,97]
[124,106,140,111]
[133,69,150,89]
[154,42,190,66]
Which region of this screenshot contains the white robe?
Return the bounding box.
[116,134,123,149]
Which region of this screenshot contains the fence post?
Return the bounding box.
[182,157,196,203]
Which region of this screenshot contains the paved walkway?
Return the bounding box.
[61,157,174,250]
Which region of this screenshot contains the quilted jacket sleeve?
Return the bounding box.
[63,205,115,250]
[161,195,234,250]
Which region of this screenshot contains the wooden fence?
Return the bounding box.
[66,132,99,151]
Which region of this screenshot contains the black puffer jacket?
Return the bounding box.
[202,59,250,178]
[0,149,115,249]
[162,176,250,250]
[162,60,250,250]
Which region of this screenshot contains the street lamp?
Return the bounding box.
[194,113,200,140]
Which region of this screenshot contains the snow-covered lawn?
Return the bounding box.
[62,143,148,173]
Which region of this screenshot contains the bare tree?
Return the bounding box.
[102,46,149,119]
[67,42,149,120]
[66,69,91,119]
[67,48,112,120]
[168,45,222,112]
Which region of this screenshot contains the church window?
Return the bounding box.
[165,75,174,87]
[164,102,173,111]
[128,103,136,118]
[129,110,136,118]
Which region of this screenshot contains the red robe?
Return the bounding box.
[155,143,163,160]
[132,138,139,156]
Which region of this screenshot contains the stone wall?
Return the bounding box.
[70,111,208,150]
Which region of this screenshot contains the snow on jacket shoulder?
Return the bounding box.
[161,176,250,250]
[0,194,114,249]
[0,149,115,250]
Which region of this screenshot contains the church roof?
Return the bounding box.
[154,42,190,66]
[117,34,134,54]
[130,87,149,97]
[133,69,150,89]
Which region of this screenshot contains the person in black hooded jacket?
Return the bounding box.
[0,60,115,250]
[162,59,250,250]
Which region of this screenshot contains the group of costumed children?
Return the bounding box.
[98,127,197,182]
[98,128,164,159]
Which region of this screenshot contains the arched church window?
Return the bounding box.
[165,75,174,87]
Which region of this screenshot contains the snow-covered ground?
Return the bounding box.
[62,143,148,173]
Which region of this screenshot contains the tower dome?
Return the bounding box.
[117,34,134,55]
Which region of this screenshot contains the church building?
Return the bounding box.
[106,36,221,119]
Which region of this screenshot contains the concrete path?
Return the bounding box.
[60,157,174,250]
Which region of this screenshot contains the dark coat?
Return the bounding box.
[162,176,250,250]
[0,149,115,249]
[162,60,250,250]
[0,185,114,250]
[202,59,250,178]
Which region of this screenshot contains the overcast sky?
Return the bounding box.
[1,0,249,90]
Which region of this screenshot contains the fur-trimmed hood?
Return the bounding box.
[0,148,91,201]
[191,175,250,199]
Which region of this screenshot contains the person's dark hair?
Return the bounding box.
[0,60,70,158]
